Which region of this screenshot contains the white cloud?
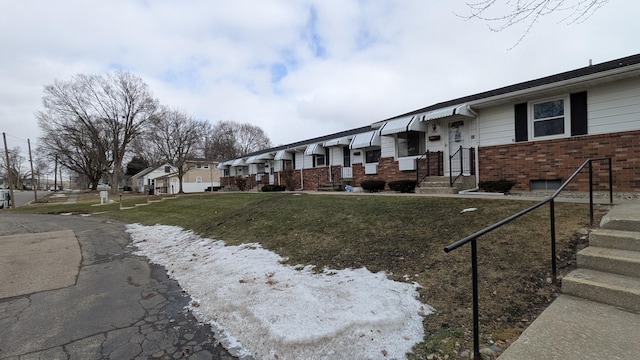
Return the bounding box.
[1,0,638,158]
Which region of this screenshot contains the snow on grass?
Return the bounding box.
[127,224,433,359]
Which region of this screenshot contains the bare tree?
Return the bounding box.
[0,147,25,189]
[460,0,609,46]
[147,107,206,193]
[235,122,272,156]
[204,120,237,160]
[37,71,158,194]
[37,114,110,190]
[204,120,272,160]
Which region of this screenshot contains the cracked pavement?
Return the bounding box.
[0,214,237,360]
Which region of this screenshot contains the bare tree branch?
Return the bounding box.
[458,0,609,48]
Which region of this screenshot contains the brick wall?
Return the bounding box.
[478,130,640,192]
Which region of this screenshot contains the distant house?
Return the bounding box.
[130,164,177,194]
[218,53,640,193]
[166,160,221,194]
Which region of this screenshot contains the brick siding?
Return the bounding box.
[478,130,640,192]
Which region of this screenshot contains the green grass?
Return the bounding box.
[9,191,605,358]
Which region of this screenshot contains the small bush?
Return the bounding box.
[204,186,221,192]
[478,179,516,193]
[388,180,417,193]
[360,179,386,193]
[235,176,248,191]
[261,184,286,192]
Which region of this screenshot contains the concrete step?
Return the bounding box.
[600,202,640,231]
[589,228,640,252]
[415,186,458,195]
[577,246,640,278]
[562,268,640,313]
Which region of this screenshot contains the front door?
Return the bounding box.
[446,119,471,175]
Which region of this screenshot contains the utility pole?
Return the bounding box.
[54,155,58,192]
[3,132,15,208]
[28,139,37,202]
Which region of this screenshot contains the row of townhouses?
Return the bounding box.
[217,53,640,194]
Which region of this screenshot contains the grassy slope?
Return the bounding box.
[10,192,606,358]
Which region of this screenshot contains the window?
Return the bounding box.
[532,99,565,138]
[365,148,381,163]
[397,131,425,157]
[196,176,202,183]
[223,169,229,177]
[314,154,326,167]
[313,148,330,167]
[515,93,586,142]
[196,163,209,169]
[164,166,171,173]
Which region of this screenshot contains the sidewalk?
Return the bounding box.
[498,294,640,359]
[499,200,640,360]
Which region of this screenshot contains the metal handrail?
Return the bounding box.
[416,150,443,186]
[443,157,613,360]
[449,146,463,186]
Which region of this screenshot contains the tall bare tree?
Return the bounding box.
[460,0,609,46]
[38,115,110,189]
[37,71,158,194]
[0,146,25,189]
[147,107,206,193]
[204,120,272,160]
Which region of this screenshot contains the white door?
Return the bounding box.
[446,120,470,175]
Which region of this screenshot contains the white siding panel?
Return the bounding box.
[330,147,342,166]
[381,135,395,158]
[303,154,313,168]
[588,77,640,135]
[477,104,515,146]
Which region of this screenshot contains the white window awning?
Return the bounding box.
[274,150,293,160]
[380,115,428,135]
[245,153,274,164]
[231,158,246,167]
[350,130,381,149]
[414,104,477,122]
[304,143,325,156]
[323,136,352,147]
[217,160,234,169]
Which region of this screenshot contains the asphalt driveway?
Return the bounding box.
[0,214,237,360]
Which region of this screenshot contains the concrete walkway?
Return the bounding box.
[499,200,640,360]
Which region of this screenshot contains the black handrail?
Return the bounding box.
[443,157,613,360]
[416,150,443,186]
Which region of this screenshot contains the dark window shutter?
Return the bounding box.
[570,91,588,136]
[514,103,528,142]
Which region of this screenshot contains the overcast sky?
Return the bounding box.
[1,0,637,158]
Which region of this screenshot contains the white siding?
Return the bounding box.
[352,149,364,164]
[329,147,342,166]
[477,104,515,147]
[588,77,640,135]
[181,182,220,193]
[380,135,395,158]
[303,154,314,168]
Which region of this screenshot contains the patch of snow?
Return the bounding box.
[461,208,477,213]
[126,224,433,359]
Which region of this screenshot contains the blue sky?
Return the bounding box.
[1,0,638,156]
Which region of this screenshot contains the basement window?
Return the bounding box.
[530,179,562,191]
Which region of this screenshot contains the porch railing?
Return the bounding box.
[416,150,444,186]
[443,157,613,360]
[449,146,475,187]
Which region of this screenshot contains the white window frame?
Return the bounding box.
[528,96,570,140]
[196,176,202,183]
